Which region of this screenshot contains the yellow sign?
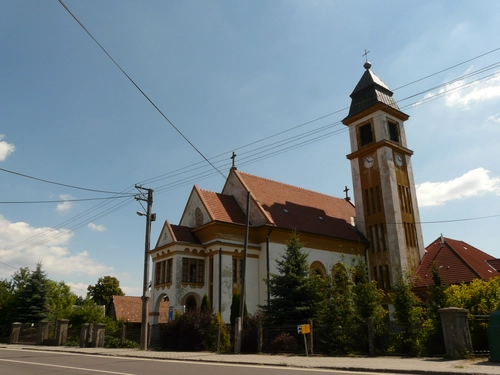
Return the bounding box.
[298,324,310,334]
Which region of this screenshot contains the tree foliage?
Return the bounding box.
[262,231,321,325]
[230,292,248,326]
[350,257,386,323]
[445,277,500,315]
[47,280,78,322]
[318,262,354,353]
[391,273,425,355]
[87,276,124,309]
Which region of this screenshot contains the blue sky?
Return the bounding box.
[1,1,500,297]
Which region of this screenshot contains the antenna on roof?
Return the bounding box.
[440,233,445,248]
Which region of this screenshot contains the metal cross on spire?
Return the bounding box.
[362,48,370,62]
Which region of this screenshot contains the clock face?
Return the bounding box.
[363,156,374,168]
[395,154,403,167]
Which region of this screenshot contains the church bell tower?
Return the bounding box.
[342,61,425,289]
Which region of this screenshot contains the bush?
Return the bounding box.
[160,309,230,352]
[269,332,298,353]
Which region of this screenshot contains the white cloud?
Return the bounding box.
[487,113,500,123]
[0,215,113,280]
[56,194,74,212]
[0,134,15,161]
[445,74,500,109]
[88,223,107,232]
[66,282,89,298]
[416,168,500,207]
[414,71,500,110]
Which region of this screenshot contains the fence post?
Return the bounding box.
[439,307,473,359]
[36,320,50,345]
[367,317,376,356]
[9,322,22,344]
[121,325,126,346]
[257,320,263,353]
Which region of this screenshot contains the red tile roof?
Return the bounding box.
[198,189,247,224]
[414,237,500,287]
[171,224,201,244]
[234,170,366,243]
[109,295,169,323]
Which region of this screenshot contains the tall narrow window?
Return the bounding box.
[380,223,387,251]
[375,186,382,213]
[379,265,385,289]
[370,187,376,215]
[385,265,391,289]
[166,259,173,283]
[388,121,399,143]
[364,189,371,215]
[359,123,373,146]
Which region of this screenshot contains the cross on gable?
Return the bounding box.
[231,151,237,169]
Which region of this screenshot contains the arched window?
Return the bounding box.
[310,261,326,278]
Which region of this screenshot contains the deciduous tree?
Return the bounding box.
[87,276,124,309]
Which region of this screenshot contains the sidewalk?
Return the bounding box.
[3,344,499,375]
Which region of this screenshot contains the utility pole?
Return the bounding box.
[235,191,250,354]
[135,185,155,351]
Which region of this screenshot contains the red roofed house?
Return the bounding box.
[414,236,500,289]
[108,295,169,324]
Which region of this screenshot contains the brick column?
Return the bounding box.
[56,319,70,346]
[92,323,106,348]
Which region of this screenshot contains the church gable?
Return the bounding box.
[222,169,272,226]
[179,185,213,228]
[156,220,175,247]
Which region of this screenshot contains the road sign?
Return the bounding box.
[297,324,310,334]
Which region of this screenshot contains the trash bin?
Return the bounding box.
[488,305,500,362]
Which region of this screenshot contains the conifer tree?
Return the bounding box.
[263,231,321,325]
[15,262,49,323]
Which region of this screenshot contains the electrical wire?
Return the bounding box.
[0,167,135,195]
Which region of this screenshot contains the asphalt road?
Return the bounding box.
[0,347,385,375]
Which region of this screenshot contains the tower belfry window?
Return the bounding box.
[359,123,373,146]
[388,121,399,143]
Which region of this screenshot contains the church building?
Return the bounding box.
[148,61,425,324]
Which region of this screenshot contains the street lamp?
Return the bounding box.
[135,186,155,351]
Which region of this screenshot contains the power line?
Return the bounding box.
[0,167,134,195]
[0,196,134,204]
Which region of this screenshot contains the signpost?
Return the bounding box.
[297,324,310,356]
